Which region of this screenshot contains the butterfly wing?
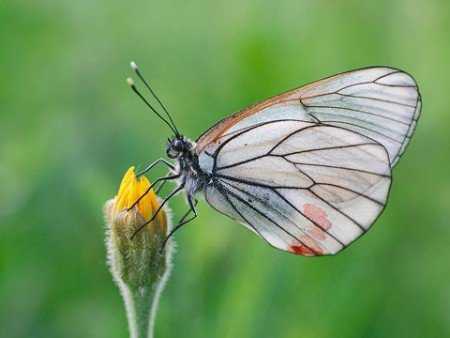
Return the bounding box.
[196,67,421,166]
[198,119,391,256]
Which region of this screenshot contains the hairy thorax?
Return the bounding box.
[176,149,211,198]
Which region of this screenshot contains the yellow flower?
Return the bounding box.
[113,166,166,233]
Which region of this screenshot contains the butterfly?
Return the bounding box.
[126,62,421,256]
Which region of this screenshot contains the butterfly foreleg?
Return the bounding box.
[136,158,175,177]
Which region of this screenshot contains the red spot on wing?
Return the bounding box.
[289,245,315,256]
[289,235,324,256]
[304,203,332,230]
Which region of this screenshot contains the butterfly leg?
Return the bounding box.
[131,185,184,239]
[136,158,175,177]
[161,196,198,251]
[175,197,198,229]
[155,173,173,194]
[128,174,179,211]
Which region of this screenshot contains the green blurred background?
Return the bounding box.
[1,0,449,337]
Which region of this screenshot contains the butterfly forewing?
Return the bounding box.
[196,67,421,167]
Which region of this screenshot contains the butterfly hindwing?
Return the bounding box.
[202,120,391,256]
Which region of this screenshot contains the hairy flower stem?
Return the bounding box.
[127,287,157,338]
[118,248,169,338]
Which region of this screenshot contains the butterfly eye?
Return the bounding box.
[173,139,184,151]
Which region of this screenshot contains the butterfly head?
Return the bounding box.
[166,136,193,159]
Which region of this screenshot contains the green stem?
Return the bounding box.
[122,278,164,338]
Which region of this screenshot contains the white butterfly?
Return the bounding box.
[127,64,421,256]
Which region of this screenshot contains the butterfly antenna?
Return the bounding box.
[130,61,180,136]
[126,77,178,135]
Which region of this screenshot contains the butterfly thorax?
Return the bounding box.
[167,136,211,197]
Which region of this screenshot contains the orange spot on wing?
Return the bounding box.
[304,203,332,230]
[308,227,326,241]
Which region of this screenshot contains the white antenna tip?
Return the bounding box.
[130,61,138,70]
[126,77,135,86]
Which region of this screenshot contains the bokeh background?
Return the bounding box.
[1,0,449,337]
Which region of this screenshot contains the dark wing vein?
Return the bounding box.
[308,111,407,138]
[310,118,403,144]
[290,162,390,178]
[280,142,375,156]
[313,183,385,206]
[304,105,410,126]
[216,173,308,190]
